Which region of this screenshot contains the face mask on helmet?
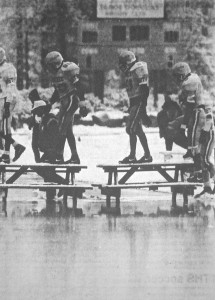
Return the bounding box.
[45,51,63,73]
[119,51,136,73]
[172,62,191,84]
[62,62,80,82]
[52,62,80,97]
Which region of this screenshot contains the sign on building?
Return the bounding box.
[97,0,164,19]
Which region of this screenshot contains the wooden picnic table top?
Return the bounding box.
[0,163,87,169]
[102,182,202,189]
[0,184,92,189]
[97,161,194,169]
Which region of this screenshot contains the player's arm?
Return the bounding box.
[179,90,195,130]
[135,62,149,104]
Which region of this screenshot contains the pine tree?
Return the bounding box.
[184,0,215,90]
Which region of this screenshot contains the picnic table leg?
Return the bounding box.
[70,171,79,212]
[2,189,7,217]
[73,192,77,211]
[63,169,71,210]
[115,189,121,211]
[183,189,188,211]
[114,171,118,185]
[114,170,121,211]
[171,168,179,208]
[106,171,113,208]
[180,169,189,211]
[1,167,7,217]
[46,189,56,204]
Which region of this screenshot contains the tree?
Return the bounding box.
[78,0,97,20]
[183,0,215,90]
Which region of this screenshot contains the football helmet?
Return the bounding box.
[45,51,63,73]
[52,62,80,98]
[172,62,191,83]
[119,50,136,72]
[62,61,80,84]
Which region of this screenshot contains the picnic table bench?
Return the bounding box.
[96,161,202,214]
[0,163,92,217]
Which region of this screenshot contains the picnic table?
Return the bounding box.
[96,161,202,214]
[0,163,92,216]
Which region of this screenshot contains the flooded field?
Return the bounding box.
[0,127,215,300]
[0,209,215,300]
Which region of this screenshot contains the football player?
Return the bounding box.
[172,62,215,191]
[194,108,215,197]
[172,62,205,161]
[118,50,152,164]
[45,51,88,164]
[157,94,188,151]
[0,47,25,163]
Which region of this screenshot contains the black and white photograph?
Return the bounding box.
[0,0,215,299]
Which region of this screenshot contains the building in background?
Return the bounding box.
[0,0,214,101]
[70,0,214,101]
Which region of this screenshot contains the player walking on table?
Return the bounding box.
[118,50,152,164]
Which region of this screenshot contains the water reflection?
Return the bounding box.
[0,209,215,300]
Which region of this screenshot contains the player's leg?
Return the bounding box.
[136,123,153,163]
[119,105,138,164]
[131,102,152,163]
[195,129,214,197]
[65,125,80,164]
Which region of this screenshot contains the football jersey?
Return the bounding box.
[125,61,148,100]
[50,62,76,99]
[179,73,205,108]
[0,62,17,102]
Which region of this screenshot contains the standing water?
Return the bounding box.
[0,128,214,300]
[0,214,215,300]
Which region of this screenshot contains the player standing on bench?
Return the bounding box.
[118,50,152,164]
[194,107,215,197]
[0,47,25,163]
[172,62,214,185]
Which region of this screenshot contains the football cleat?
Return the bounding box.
[119,156,137,164]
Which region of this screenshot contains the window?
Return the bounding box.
[130,26,149,41]
[82,31,98,43]
[86,55,92,69]
[112,26,126,41]
[185,1,190,8]
[167,54,174,69]
[164,31,179,43]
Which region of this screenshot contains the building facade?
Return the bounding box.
[68,0,214,99]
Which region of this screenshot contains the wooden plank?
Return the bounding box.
[6,166,29,184]
[0,184,92,189]
[97,161,194,168]
[156,166,174,182]
[101,182,202,189]
[118,166,139,184]
[0,169,68,173]
[0,163,87,169]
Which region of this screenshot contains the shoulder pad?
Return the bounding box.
[182,73,201,91]
[0,62,17,79]
[130,61,148,78]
